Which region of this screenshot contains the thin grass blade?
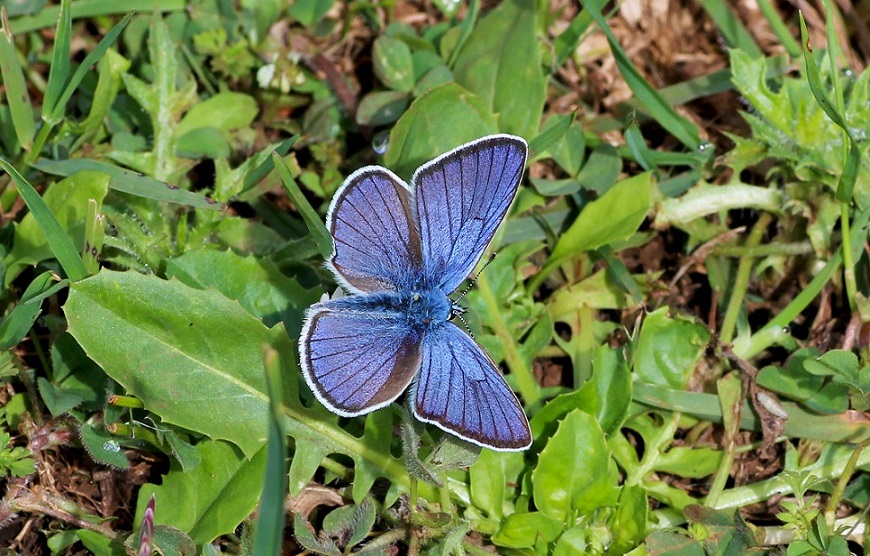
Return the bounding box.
[0,8,34,151]
[696,0,763,57]
[44,12,132,125]
[33,158,224,210]
[252,347,288,556]
[41,0,71,122]
[272,152,332,259]
[0,157,87,281]
[581,0,701,150]
[9,0,185,34]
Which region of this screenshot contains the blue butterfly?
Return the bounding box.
[299,135,532,451]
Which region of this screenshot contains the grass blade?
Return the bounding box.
[0,157,87,281]
[41,0,71,122]
[581,0,701,150]
[0,8,34,151]
[272,152,332,259]
[8,0,185,33]
[44,12,132,125]
[34,158,224,210]
[252,347,288,556]
[696,0,763,57]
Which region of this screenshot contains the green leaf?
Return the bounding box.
[492,511,563,548]
[803,350,870,394]
[756,348,826,402]
[532,409,620,523]
[0,10,34,150]
[135,440,267,543]
[372,36,415,92]
[356,91,410,126]
[80,423,129,469]
[289,0,334,26]
[655,446,723,478]
[550,171,652,261]
[166,248,320,336]
[64,270,290,457]
[553,526,591,555]
[175,91,258,137]
[384,83,498,179]
[799,14,861,202]
[2,166,104,286]
[633,308,711,389]
[468,449,525,520]
[608,485,648,554]
[452,0,546,138]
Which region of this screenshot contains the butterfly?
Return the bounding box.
[298,134,532,451]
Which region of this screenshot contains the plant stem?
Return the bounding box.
[824,439,869,528]
[721,213,771,345]
[839,203,857,312]
[475,273,541,408]
[712,446,870,509]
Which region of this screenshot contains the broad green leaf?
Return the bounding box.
[469,449,525,520]
[492,511,563,549]
[76,530,127,556]
[64,270,291,457]
[80,423,129,469]
[3,168,106,286]
[576,345,631,435]
[452,0,546,138]
[356,91,410,126]
[756,348,825,402]
[634,307,710,389]
[608,485,648,554]
[683,505,761,554]
[385,83,498,179]
[166,248,320,336]
[135,440,267,543]
[576,144,620,194]
[532,409,620,523]
[34,159,223,209]
[288,0,334,26]
[372,36,415,92]
[174,91,258,137]
[803,350,870,394]
[554,526,591,556]
[655,447,723,478]
[550,172,652,261]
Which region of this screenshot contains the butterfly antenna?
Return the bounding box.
[455,252,497,302]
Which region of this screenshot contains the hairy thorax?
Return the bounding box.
[327,289,454,330]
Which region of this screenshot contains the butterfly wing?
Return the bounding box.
[327,167,422,293]
[300,301,421,416]
[413,135,527,293]
[412,322,532,451]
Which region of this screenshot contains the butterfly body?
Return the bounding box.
[300,135,533,451]
[318,289,454,329]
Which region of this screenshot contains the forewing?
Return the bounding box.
[300,303,421,416]
[327,167,422,293]
[413,323,532,451]
[413,135,527,293]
